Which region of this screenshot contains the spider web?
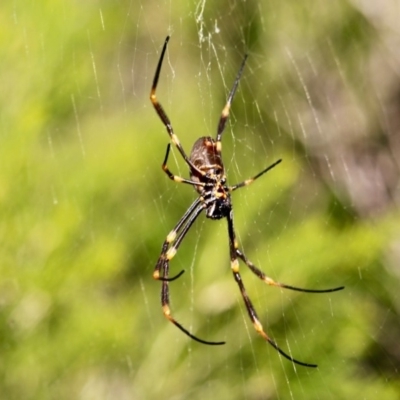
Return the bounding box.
[1,0,400,399]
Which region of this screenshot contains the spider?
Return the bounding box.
[150,36,344,368]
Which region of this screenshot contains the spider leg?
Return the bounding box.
[156,198,225,345]
[150,36,204,176]
[229,159,282,192]
[227,211,317,367]
[236,249,344,293]
[161,258,225,346]
[215,54,248,154]
[153,198,203,282]
[162,144,206,187]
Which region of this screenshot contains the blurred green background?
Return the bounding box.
[1,0,400,399]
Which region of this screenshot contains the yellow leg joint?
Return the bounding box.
[263,277,277,286]
[231,259,239,273]
[253,318,263,334]
[222,104,230,118]
[162,304,171,318]
[166,230,177,243]
[166,247,177,260]
[171,133,180,146]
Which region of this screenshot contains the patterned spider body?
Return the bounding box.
[189,137,231,220]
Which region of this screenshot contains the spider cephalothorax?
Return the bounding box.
[150,36,344,368]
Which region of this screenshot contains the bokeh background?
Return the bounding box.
[1,0,400,399]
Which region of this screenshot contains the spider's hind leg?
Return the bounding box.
[153,198,225,345]
[153,198,203,282]
[161,261,225,346]
[227,211,320,367]
[230,257,317,367]
[235,249,345,293]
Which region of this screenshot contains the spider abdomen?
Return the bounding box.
[189,137,224,183]
[189,136,231,220]
[190,137,224,176]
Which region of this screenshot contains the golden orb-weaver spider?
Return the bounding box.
[150,36,344,368]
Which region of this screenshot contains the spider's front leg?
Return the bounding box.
[150,36,205,177]
[161,144,206,187]
[226,210,318,367]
